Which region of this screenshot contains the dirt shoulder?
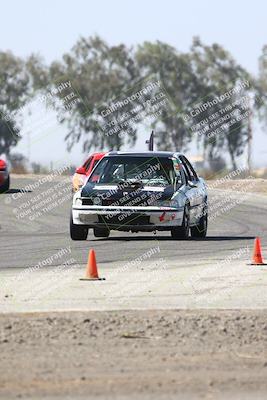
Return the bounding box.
[207,178,267,195]
[0,310,267,399]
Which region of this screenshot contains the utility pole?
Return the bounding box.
[146,131,154,151]
[247,97,252,174]
[27,130,31,162]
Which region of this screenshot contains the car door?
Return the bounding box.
[179,156,204,224]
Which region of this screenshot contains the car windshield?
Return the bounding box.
[89,156,181,186]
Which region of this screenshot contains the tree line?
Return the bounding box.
[0,35,266,169]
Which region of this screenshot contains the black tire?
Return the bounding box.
[191,207,208,238]
[94,227,110,238]
[0,176,10,193]
[171,205,190,239]
[70,214,88,240]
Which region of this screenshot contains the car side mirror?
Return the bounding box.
[76,166,86,175]
[188,180,197,188]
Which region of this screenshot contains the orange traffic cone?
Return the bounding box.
[249,237,267,265]
[80,249,105,280]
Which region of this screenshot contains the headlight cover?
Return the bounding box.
[75,198,83,206]
[155,199,178,208]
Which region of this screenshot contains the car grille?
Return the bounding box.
[102,196,150,207]
[82,199,93,205]
[98,214,150,226]
[102,199,115,206]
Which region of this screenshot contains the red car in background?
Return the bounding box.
[72,152,106,192]
[0,159,10,193]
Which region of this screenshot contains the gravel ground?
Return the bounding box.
[208,178,267,195]
[1,310,267,400]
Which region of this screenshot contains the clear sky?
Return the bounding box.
[1,0,267,167]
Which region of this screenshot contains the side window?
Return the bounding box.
[181,164,189,183]
[181,156,198,181]
[83,157,92,172]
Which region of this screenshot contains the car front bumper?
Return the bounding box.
[72,205,184,231]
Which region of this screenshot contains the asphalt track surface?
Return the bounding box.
[1,176,267,400]
[0,175,266,273]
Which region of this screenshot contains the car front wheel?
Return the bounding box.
[191,211,208,238]
[70,214,88,240]
[94,227,110,238]
[0,176,10,193]
[171,205,190,239]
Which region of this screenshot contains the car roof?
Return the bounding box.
[106,151,183,158]
[92,152,106,158]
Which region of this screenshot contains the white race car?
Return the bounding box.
[70,151,208,240]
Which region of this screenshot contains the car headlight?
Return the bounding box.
[155,199,177,208]
[75,198,82,206]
